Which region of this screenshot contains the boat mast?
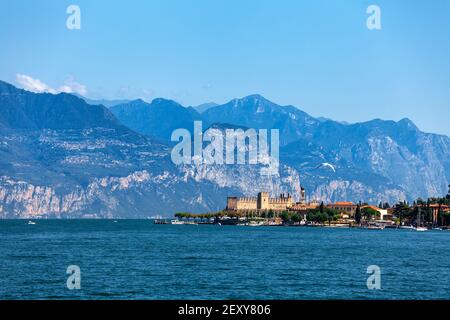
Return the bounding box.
[417,205,421,228]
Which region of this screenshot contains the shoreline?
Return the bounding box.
[1,218,449,232]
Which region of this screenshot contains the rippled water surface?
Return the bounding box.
[1,220,449,299]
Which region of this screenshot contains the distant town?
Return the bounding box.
[157,185,450,230]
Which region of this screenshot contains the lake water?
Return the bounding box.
[1,220,449,300]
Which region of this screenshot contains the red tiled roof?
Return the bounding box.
[428,204,450,208]
[330,202,355,206]
[362,205,383,211]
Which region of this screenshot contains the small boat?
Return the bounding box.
[359,224,384,230]
[414,207,427,231]
[248,221,266,227]
[366,225,384,230]
[170,220,185,225]
[399,225,414,230]
[27,221,36,225]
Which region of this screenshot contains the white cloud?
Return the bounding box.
[58,77,87,96]
[16,74,57,94]
[15,74,88,96]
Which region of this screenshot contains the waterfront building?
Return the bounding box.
[361,205,390,221]
[226,192,293,211]
[327,202,357,217]
[290,201,320,212]
[429,204,450,224]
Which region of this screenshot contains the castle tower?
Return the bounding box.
[257,192,269,210]
[226,197,238,211]
[300,187,306,204]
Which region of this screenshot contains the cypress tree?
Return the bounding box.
[355,204,362,224]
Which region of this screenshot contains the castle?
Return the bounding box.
[226,188,306,212]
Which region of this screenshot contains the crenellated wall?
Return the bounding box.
[227,192,293,211]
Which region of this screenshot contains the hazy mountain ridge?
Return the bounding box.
[75,95,131,108]
[202,94,320,146]
[112,91,450,203]
[110,98,201,142]
[0,82,296,217]
[193,102,218,114]
[0,81,121,131]
[1,80,449,217]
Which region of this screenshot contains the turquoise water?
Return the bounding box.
[1,220,449,300]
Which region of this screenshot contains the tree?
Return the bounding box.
[281,211,290,223]
[362,207,379,221]
[291,213,300,223]
[416,198,425,206]
[381,202,390,209]
[175,212,191,219]
[443,211,450,226]
[324,208,339,225]
[306,212,315,223]
[305,209,327,224]
[319,201,325,213]
[355,204,362,224]
[317,212,328,223]
[437,200,444,226]
[393,201,410,225]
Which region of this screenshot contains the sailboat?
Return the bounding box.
[414,206,428,232]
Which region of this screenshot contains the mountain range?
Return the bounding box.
[1,80,449,218]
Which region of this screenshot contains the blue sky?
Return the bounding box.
[1,0,449,136]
